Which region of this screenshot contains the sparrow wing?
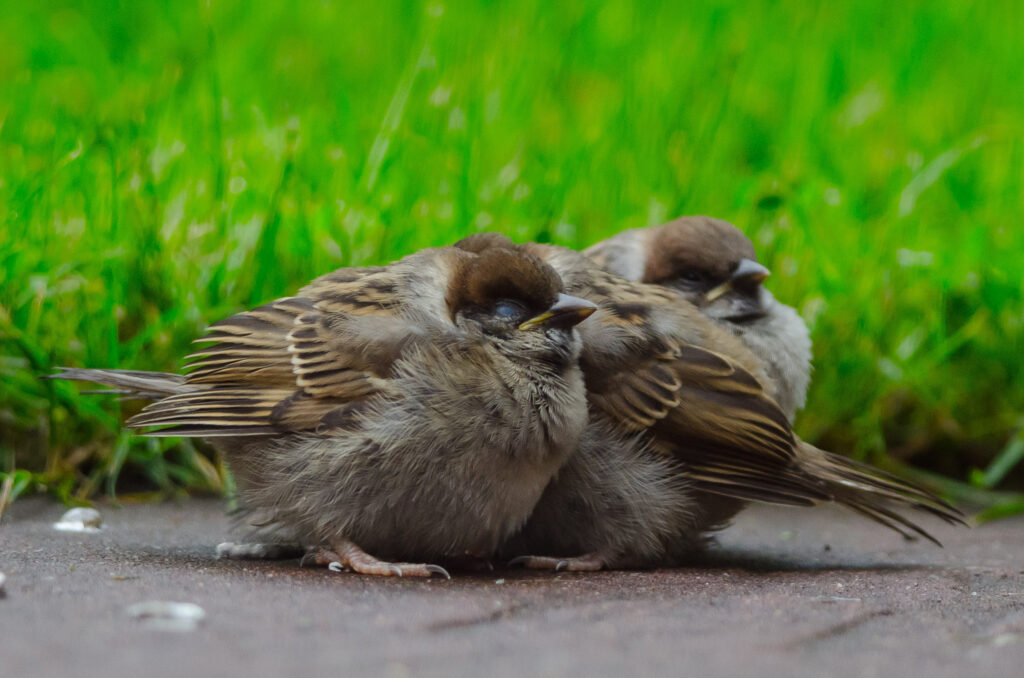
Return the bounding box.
[127,268,419,437]
[559,239,964,539]
[522,245,815,507]
[588,337,835,506]
[587,296,963,534]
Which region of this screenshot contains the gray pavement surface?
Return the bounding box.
[1,497,1022,678]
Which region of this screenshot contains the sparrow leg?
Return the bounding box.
[303,539,451,579]
[507,551,613,572]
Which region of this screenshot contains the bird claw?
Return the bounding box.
[328,561,345,573]
[507,553,609,572]
[426,564,452,580]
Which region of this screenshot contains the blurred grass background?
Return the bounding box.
[1,0,1022,513]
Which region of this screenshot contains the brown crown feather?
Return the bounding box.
[454,232,516,254]
[446,248,563,319]
[644,216,759,285]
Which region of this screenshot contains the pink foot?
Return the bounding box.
[303,539,450,579]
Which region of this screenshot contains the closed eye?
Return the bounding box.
[493,299,525,321]
[675,270,710,288]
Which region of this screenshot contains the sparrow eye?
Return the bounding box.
[678,271,705,284]
[493,299,525,321]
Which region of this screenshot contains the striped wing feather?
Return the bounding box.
[590,339,810,506]
[591,339,966,537]
[126,280,407,436]
[537,240,965,542]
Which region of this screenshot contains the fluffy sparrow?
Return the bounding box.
[50,245,597,577]
[456,235,963,571]
[586,215,812,422]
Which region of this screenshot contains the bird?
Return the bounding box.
[586,215,812,422]
[454,234,965,571]
[48,245,597,578]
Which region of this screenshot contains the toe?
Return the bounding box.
[321,538,452,578]
[507,554,607,572]
[508,555,562,570]
[303,548,343,567]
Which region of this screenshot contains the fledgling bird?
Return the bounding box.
[49,245,597,577]
[586,215,812,422]
[456,235,964,571]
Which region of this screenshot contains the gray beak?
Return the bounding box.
[518,294,598,330]
[705,259,771,303]
[732,258,771,284]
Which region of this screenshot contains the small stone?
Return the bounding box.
[53,507,102,533]
[216,542,301,560]
[0,571,6,598]
[126,601,205,632]
[992,633,1022,647]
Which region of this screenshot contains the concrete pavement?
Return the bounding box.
[1,497,1022,678]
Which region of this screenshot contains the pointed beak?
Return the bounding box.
[733,258,771,284]
[518,293,597,330]
[704,258,771,302]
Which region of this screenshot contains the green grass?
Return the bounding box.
[1,0,1022,511]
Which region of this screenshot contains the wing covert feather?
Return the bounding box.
[130,269,419,436]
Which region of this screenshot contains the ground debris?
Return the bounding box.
[53,507,102,533]
[125,601,206,632]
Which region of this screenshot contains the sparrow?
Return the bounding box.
[456,234,964,571]
[48,245,597,577]
[585,215,812,422]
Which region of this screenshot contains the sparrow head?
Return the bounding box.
[642,216,772,323]
[447,247,596,364]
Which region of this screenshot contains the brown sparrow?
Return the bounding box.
[50,245,597,577]
[456,235,964,571]
[586,215,812,422]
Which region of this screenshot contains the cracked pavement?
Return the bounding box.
[1,498,1022,678]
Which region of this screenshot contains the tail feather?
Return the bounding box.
[796,440,967,545]
[844,499,944,546]
[820,450,966,525]
[44,367,193,401]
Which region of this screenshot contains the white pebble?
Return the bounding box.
[126,601,206,632]
[216,541,296,560]
[53,507,103,533]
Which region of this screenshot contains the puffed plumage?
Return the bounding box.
[50,245,597,577]
[454,236,964,570]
